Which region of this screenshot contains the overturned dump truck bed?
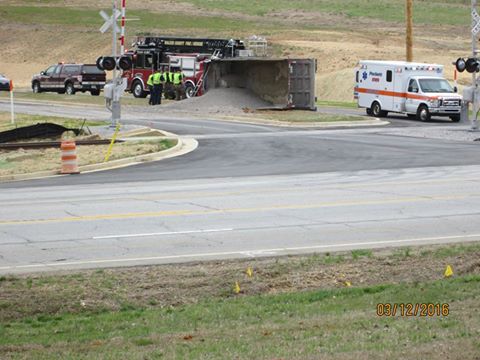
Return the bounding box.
[207,58,316,110]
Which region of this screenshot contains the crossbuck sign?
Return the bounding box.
[99,9,121,34]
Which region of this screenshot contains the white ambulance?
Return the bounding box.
[354,60,462,122]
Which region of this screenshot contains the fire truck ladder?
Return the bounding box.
[137,37,244,58]
[192,63,211,97]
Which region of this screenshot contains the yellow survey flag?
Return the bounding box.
[344,281,352,287]
[234,281,241,294]
[444,265,453,277]
[246,267,253,278]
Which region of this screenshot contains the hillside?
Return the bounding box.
[0,0,473,102]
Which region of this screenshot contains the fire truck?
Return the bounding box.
[122,36,245,98]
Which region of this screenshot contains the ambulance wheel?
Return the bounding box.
[132,80,147,98]
[366,108,372,116]
[417,105,431,122]
[371,102,387,117]
[450,115,460,123]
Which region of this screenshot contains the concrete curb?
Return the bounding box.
[0,136,198,183]
[211,116,389,128]
[81,137,197,173]
[156,111,389,128]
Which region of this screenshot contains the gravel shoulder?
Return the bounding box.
[381,124,480,142]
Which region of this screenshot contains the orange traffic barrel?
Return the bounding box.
[60,140,79,174]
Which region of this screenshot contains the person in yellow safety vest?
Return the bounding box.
[160,67,167,101]
[173,68,185,101]
[164,68,175,100]
[152,69,164,105]
[147,72,154,105]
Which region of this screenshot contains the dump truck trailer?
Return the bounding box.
[207,58,316,110]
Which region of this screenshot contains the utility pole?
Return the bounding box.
[406,0,413,62]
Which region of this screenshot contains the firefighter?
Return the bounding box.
[164,68,175,100]
[152,69,164,105]
[159,67,166,102]
[147,72,154,105]
[173,68,185,101]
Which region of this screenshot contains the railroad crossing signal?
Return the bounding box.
[96,55,132,71]
[455,57,480,73]
[473,8,480,36]
[99,9,121,34]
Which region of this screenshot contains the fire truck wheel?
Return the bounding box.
[371,102,387,118]
[185,83,195,98]
[32,81,41,94]
[132,80,147,98]
[417,105,430,122]
[65,82,75,95]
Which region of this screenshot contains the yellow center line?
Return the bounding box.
[0,193,476,226]
[3,176,480,207]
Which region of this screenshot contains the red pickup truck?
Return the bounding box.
[31,63,106,96]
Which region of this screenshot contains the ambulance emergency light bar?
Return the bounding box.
[359,63,441,72]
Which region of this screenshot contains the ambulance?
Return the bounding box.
[354,60,462,122]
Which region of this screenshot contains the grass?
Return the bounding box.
[0,5,281,33]
[432,242,480,258]
[0,275,478,359]
[351,249,373,260]
[0,242,478,358]
[0,111,107,132]
[0,111,177,177]
[317,100,358,109]
[393,247,412,258]
[0,137,177,177]
[0,90,149,107]
[186,0,470,25]
[0,1,471,35]
[2,242,478,322]
[255,110,366,123]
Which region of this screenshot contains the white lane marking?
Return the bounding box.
[93,228,234,240]
[1,233,480,272]
[242,250,278,258]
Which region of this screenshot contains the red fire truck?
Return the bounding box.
[122,36,244,98]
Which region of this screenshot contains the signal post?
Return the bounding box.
[98,0,130,128]
[455,0,480,130]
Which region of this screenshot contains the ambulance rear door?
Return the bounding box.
[392,67,407,112]
[381,67,395,111]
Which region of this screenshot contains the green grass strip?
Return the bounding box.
[0,275,478,359]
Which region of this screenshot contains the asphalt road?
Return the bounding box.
[1,100,479,273]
